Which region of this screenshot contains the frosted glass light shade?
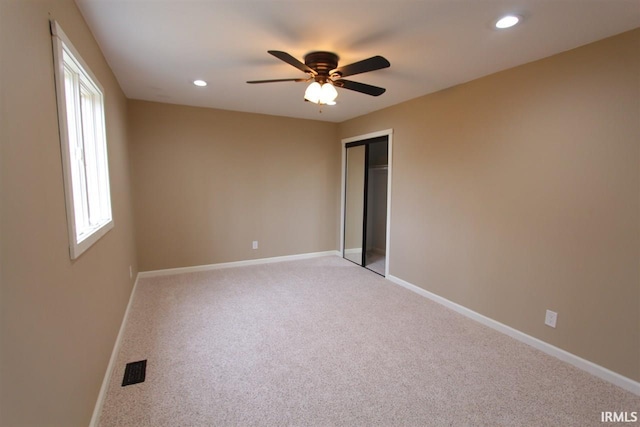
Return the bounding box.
[305,82,338,105]
[321,83,338,102]
[304,82,322,103]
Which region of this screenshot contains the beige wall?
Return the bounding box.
[0,0,138,425]
[339,29,640,381]
[128,100,340,271]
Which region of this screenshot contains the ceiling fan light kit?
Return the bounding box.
[247,50,390,107]
[304,81,338,104]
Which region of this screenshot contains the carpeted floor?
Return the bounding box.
[98,256,639,426]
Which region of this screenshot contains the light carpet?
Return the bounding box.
[98,256,639,426]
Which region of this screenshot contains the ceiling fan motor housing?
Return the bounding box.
[304,51,340,81]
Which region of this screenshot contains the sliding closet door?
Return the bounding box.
[344,145,366,265]
[343,136,389,275]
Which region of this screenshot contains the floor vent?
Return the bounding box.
[122,360,147,386]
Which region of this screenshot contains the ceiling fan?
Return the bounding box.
[247,50,390,105]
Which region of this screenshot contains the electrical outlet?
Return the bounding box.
[545,310,557,328]
[252,241,258,250]
[129,265,133,279]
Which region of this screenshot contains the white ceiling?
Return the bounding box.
[75,0,640,123]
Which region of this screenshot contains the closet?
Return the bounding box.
[343,135,388,276]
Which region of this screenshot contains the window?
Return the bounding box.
[51,21,113,259]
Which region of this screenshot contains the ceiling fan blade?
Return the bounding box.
[268,50,317,75]
[247,78,309,84]
[334,79,386,96]
[333,56,390,78]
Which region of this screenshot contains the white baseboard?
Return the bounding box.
[138,250,341,278]
[386,274,640,396]
[90,273,141,427]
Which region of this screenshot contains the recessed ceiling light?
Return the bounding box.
[193,79,207,87]
[495,15,520,29]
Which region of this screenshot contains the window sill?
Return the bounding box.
[70,219,114,260]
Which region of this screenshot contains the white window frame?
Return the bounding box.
[51,21,113,259]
